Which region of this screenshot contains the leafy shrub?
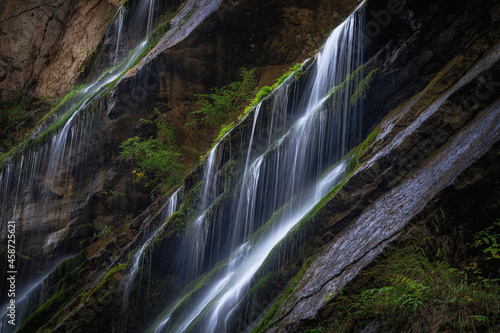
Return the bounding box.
[120,108,184,191]
[0,95,52,155]
[191,68,256,126]
[317,244,500,333]
[474,219,500,260]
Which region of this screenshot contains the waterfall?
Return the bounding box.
[0,0,161,330]
[0,0,366,330]
[149,3,365,332]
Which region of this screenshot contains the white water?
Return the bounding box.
[204,163,346,333]
[0,0,160,330]
[151,3,364,331]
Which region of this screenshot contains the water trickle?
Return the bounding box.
[119,188,182,331]
[113,6,126,65]
[0,256,76,333]
[230,105,263,251]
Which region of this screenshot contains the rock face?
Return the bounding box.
[2,0,499,332]
[0,0,120,100]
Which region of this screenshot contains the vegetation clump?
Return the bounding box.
[120,107,185,193]
[304,220,500,333]
[0,94,52,156]
[191,67,256,126]
[350,69,378,105]
[345,127,379,174]
[474,219,500,260]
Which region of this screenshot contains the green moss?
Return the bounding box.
[239,62,304,123]
[151,181,204,246]
[180,9,195,25]
[252,259,313,333]
[325,64,379,110]
[272,63,303,90]
[212,121,235,148]
[0,95,54,160]
[17,254,86,333]
[178,181,204,230]
[0,85,103,166]
[167,211,186,232]
[247,272,277,299]
[128,248,138,259]
[18,288,75,333]
[345,127,379,174]
[126,11,176,71]
[350,69,378,105]
[148,258,230,332]
[250,86,272,108]
[71,262,129,332]
[78,262,129,306]
[34,88,104,145]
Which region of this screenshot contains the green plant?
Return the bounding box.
[191,68,256,126]
[351,69,378,105]
[345,127,379,174]
[272,63,303,90]
[319,244,500,333]
[214,122,234,144]
[240,63,303,122]
[0,95,52,155]
[474,219,500,260]
[120,108,185,192]
[101,189,124,196]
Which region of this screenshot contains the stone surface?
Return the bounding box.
[0,0,120,100]
[2,0,500,331]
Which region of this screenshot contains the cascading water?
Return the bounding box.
[149,3,365,332]
[0,0,163,330]
[180,142,223,280]
[0,0,366,330]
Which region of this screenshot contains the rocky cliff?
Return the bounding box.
[0,0,499,332]
[0,0,122,100]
